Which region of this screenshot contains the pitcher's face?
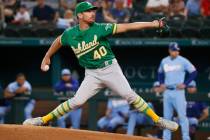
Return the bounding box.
[79,9,96,24]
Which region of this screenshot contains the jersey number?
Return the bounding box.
[94,46,107,59]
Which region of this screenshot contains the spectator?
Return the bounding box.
[145,0,169,15]
[4,73,35,120]
[32,0,55,25]
[56,9,75,29]
[3,0,20,23]
[124,0,133,9]
[59,0,77,16]
[201,0,210,17]
[127,103,154,135]
[94,0,116,23]
[132,0,148,14]
[0,83,10,124]
[12,4,31,25]
[54,69,81,129]
[0,0,3,21]
[110,0,131,23]
[97,91,129,132]
[184,0,201,18]
[169,0,185,17]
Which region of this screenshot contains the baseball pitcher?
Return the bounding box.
[23,1,178,131]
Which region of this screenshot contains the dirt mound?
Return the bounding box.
[0,124,160,140]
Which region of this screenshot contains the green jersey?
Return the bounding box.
[61,22,117,69]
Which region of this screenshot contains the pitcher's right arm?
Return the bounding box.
[41,36,62,71]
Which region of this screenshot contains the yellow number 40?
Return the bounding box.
[94,46,107,59]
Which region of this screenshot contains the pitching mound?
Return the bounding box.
[0,124,160,140]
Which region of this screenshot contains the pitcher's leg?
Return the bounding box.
[101,63,178,131]
[103,64,159,123]
[41,74,104,124]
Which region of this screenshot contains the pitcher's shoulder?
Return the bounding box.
[63,25,79,34]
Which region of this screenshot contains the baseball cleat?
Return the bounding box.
[156,117,179,131]
[23,117,44,126]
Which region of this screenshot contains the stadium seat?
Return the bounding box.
[51,28,65,37]
[132,0,147,15]
[168,20,183,28]
[183,19,202,28]
[199,27,210,38]
[202,19,210,28]
[18,27,36,37]
[124,30,144,38]
[0,28,2,35]
[181,27,200,38]
[3,27,20,37]
[170,15,185,21]
[150,13,165,20]
[34,28,51,37]
[159,29,170,38]
[187,15,203,20]
[112,32,126,38]
[131,13,145,22]
[169,27,182,38]
[143,29,159,38]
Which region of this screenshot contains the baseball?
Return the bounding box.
[43,65,49,71]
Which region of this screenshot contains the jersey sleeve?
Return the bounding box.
[183,58,196,73]
[98,23,117,37]
[7,83,16,93]
[158,60,164,73]
[25,81,32,92]
[60,29,70,46]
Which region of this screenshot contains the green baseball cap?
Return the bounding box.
[75,1,98,16]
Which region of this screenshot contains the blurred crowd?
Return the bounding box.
[0,0,210,29]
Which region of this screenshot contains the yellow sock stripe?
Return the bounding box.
[134,101,143,109]
[63,101,71,111]
[133,98,145,109]
[136,102,145,109]
[66,100,71,110]
[138,103,148,112]
[133,96,141,106]
[112,23,117,34]
[51,112,57,119]
[53,109,61,118]
[61,104,68,113]
[42,114,54,124]
[57,108,64,116]
[57,105,65,115]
